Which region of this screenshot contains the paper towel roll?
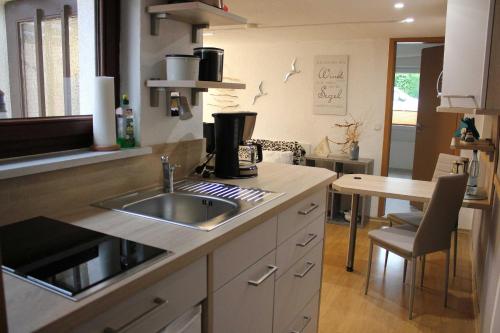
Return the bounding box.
[92,76,119,150]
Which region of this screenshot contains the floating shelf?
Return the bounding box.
[146,80,246,107]
[450,137,495,161]
[463,196,492,209]
[148,2,247,39]
[437,106,500,115]
[146,80,245,90]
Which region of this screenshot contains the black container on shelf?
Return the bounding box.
[194,47,224,82]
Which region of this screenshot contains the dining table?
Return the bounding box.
[332,174,487,272]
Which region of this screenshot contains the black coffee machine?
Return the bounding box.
[212,112,263,178]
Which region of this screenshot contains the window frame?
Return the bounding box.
[0,0,120,159]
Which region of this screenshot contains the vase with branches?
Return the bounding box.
[328,114,363,160]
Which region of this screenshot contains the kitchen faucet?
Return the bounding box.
[161,155,179,193]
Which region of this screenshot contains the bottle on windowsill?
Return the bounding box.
[0,90,7,119]
[116,94,135,148]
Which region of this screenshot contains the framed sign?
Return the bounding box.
[313,55,349,115]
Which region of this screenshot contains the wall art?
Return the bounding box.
[313,55,348,115]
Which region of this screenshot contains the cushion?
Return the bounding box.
[368,224,417,257]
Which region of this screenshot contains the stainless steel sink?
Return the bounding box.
[95,180,283,231]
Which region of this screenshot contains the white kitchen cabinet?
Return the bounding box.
[439,0,497,111]
[73,257,207,333]
[274,242,324,333]
[213,250,277,333]
[277,190,326,245]
[282,293,320,333]
[211,189,327,333]
[212,217,277,291]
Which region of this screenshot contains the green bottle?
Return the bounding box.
[116,94,135,148]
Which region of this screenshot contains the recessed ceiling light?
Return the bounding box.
[394,3,405,9]
[203,32,214,36]
[401,17,415,23]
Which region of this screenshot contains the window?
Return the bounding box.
[5,0,80,118]
[0,0,120,159]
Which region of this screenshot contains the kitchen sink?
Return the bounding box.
[95,180,284,231]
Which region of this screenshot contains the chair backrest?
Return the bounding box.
[413,173,468,256]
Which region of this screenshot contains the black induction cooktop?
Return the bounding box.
[0,217,171,300]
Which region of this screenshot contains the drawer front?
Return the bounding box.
[281,293,320,333]
[276,216,324,279]
[74,257,207,333]
[213,250,277,333]
[278,190,326,244]
[213,217,277,291]
[274,241,323,333]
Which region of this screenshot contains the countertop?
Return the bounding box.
[4,162,336,332]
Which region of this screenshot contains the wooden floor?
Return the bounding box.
[318,221,477,333]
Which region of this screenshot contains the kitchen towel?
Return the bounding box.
[92,76,117,149]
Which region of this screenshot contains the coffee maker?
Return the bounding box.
[213,112,263,178]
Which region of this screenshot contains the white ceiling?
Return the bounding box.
[208,0,447,41]
[224,0,447,27]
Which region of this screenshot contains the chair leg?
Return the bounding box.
[384,250,389,271]
[420,255,426,287]
[444,249,450,307]
[384,220,392,272]
[403,259,408,283]
[409,258,417,320]
[453,229,458,277]
[365,240,374,295]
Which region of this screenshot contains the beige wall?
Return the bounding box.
[472,189,500,333]
[120,0,204,146]
[203,32,390,215]
[0,140,204,226]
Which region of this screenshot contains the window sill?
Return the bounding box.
[0,147,153,180]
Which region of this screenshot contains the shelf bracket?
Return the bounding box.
[149,87,166,107]
[150,13,168,36]
[191,88,208,105]
[192,24,209,43]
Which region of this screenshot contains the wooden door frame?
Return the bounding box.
[378,37,445,217]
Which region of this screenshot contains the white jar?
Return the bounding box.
[165,55,200,81]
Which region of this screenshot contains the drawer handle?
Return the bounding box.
[290,316,312,333]
[103,297,167,333]
[294,261,315,278]
[298,203,319,216]
[248,265,279,286]
[296,233,318,247]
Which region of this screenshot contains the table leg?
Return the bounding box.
[346,193,360,272]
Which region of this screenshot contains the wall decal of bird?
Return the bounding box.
[284,58,301,83]
[252,81,268,105]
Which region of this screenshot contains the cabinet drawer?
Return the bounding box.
[281,293,320,333]
[213,250,277,333]
[274,242,323,333]
[276,216,324,279]
[73,257,207,333]
[278,190,326,244]
[213,217,277,291]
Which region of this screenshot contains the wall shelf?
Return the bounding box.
[148,2,247,40]
[146,80,246,107]
[450,137,495,160]
[437,106,500,115]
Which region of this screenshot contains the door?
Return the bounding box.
[412,46,460,183]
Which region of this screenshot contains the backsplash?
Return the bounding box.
[0,139,204,226]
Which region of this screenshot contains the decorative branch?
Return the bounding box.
[328,114,363,153]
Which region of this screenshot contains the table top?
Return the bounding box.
[333,174,436,202]
[332,174,491,209]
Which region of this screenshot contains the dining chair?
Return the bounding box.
[365,173,468,319]
[385,153,465,279]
